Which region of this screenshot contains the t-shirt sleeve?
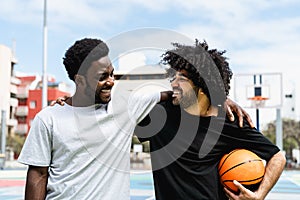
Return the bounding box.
[128,91,160,124]
[223,118,280,162]
[18,115,52,167]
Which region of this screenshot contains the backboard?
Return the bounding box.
[233,73,283,108]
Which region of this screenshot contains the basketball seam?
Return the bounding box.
[218,149,240,171]
[222,175,264,183]
[219,159,263,178]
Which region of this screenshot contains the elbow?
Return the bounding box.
[282,153,287,163]
[282,153,287,167]
[277,151,287,168]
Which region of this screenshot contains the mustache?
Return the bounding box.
[94,86,113,92]
[101,86,113,90]
[172,87,182,93]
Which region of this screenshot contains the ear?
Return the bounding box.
[199,88,205,95]
[195,87,204,96]
[74,74,86,87]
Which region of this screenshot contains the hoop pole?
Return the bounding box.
[256,108,260,131]
[276,108,283,150]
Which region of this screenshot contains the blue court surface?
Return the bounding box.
[265,170,300,200]
[1,169,300,200]
[130,171,155,200]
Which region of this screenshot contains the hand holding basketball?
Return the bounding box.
[218,149,266,193]
[224,180,259,200]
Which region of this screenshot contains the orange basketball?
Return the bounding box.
[218,149,265,193]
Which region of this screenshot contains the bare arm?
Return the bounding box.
[225,151,286,200]
[160,92,254,128]
[255,151,286,199]
[160,91,173,102]
[224,98,255,128]
[52,91,172,107]
[25,165,49,200]
[49,95,71,106]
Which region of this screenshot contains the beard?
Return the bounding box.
[95,86,112,104]
[173,87,197,109]
[85,83,111,104]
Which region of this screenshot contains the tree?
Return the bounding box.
[262,118,300,158]
[7,134,25,159]
[131,135,150,153]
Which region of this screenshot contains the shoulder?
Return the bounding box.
[221,114,261,138]
[224,113,252,129]
[35,104,70,122]
[39,104,67,114]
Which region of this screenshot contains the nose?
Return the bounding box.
[170,76,179,87]
[106,76,115,86]
[170,82,179,90]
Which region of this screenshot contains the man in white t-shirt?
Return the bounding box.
[18,38,171,200]
[18,38,252,200]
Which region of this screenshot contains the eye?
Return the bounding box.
[168,75,189,83]
[98,70,114,82]
[168,76,176,83]
[110,71,114,78]
[98,73,108,81]
[179,77,189,82]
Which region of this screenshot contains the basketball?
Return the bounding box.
[218,149,266,193]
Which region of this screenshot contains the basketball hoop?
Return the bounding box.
[248,96,269,108]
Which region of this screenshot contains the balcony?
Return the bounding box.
[10,97,18,107]
[15,124,28,135]
[16,87,29,98]
[15,106,29,116]
[7,118,18,127]
[10,76,21,85]
[10,84,18,95]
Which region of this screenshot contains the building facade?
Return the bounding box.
[15,75,70,136]
[0,44,71,160]
[0,44,19,163]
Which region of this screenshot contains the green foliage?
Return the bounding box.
[132,135,141,145]
[131,135,150,152]
[142,141,150,152]
[262,118,300,157]
[7,135,25,156]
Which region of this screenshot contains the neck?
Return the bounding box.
[66,92,95,107]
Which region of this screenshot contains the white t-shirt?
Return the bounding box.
[18,91,160,200]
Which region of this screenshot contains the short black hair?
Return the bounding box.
[63,38,109,81]
[162,39,233,106]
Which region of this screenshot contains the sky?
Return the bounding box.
[1,0,300,126]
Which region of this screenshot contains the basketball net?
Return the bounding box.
[248,96,269,109]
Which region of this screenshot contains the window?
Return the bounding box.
[29,100,37,109]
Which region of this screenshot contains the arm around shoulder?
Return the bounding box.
[160,91,173,102]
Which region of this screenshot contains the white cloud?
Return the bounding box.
[0,0,43,24]
[48,0,129,29]
[0,0,130,32]
[125,0,171,12]
[118,52,146,71]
